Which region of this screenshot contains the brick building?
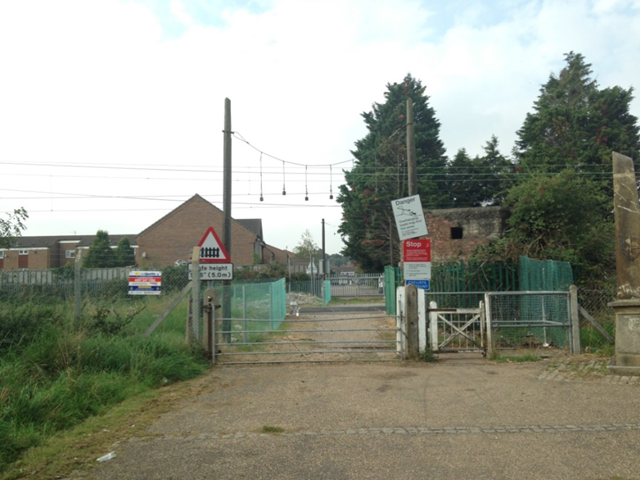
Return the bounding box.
[0,234,135,271]
[0,194,289,271]
[136,194,280,268]
[426,206,510,262]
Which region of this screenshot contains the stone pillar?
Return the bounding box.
[609,152,640,375]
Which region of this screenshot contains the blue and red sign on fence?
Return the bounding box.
[128,271,162,295]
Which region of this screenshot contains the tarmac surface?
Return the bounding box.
[87,353,640,480]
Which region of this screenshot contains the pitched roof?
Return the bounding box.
[237,219,263,239]
[6,234,137,249]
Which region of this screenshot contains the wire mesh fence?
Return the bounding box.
[578,287,616,352]
[488,291,571,350]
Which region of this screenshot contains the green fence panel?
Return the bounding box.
[323,280,331,306]
[384,265,402,315]
[270,278,287,329]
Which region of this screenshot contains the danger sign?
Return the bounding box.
[197,227,231,264]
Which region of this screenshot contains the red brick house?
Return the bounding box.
[136,194,272,268]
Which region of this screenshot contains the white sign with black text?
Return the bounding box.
[391,195,428,241]
[188,263,234,280]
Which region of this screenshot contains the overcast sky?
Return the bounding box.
[1,0,639,256]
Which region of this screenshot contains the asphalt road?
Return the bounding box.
[86,354,640,480]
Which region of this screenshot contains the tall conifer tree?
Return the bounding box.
[338,75,447,271]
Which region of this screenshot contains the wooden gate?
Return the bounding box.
[428,303,487,356]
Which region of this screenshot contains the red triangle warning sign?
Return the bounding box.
[197,227,231,263]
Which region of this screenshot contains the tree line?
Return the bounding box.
[338,52,640,286]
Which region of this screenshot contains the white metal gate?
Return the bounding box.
[428,303,487,355]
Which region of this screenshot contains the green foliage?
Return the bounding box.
[0,207,28,249]
[338,74,448,271]
[83,230,116,268]
[503,169,614,284]
[448,137,514,207]
[0,304,64,349]
[115,237,136,267]
[160,265,189,293]
[515,51,640,195]
[293,229,319,259]
[51,263,75,280]
[419,349,436,363]
[491,354,542,363]
[499,51,639,287]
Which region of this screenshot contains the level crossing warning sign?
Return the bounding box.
[197,227,231,264]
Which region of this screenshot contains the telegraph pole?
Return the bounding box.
[406,98,417,196]
[222,98,232,340]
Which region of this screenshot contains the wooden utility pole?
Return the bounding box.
[406,98,418,196]
[405,98,419,358]
[222,98,232,340]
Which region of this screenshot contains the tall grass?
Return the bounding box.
[0,297,208,474]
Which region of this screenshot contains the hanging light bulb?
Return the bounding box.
[259,153,264,202]
[305,166,309,201]
[282,161,286,195]
[329,165,334,199]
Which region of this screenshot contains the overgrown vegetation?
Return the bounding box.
[0,295,208,475]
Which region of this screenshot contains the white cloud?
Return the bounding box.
[1,0,640,254]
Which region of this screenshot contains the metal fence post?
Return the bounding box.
[242,285,247,344]
[74,250,83,326]
[570,285,581,354]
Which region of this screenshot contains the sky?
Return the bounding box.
[1,0,640,256]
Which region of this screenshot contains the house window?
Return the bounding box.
[0,251,4,259]
[451,227,463,240]
[66,250,76,259]
[19,249,28,255]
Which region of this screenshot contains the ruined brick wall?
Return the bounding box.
[426,207,510,262]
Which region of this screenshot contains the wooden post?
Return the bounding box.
[570,285,581,354]
[405,283,419,359]
[74,249,83,326]
[222,98,233,341]
[406,98,417,197]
